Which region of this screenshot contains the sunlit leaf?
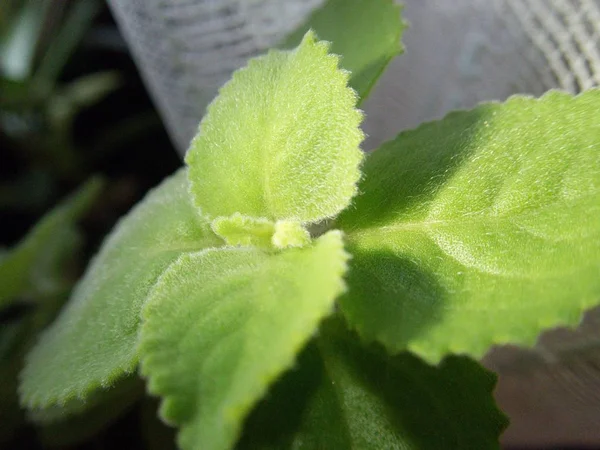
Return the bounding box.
[336,89,600,362]
[186,31,363,224]
[139,231,348,450]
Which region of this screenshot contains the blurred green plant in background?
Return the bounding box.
[0,2,111,442]
[1,0,118,205]
[0,0,166,216]
[0,1,178,445]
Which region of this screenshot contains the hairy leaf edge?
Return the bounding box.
[339,88,600,363]
[138,230,350,448]
[18,169,220,411]
[186,31,366,224]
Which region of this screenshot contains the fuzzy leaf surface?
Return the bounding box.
[336,90,600,363]
[186,32,363,223]
[280,0,405,101]
[20,169,221,413]
[240,320,507,450]
[139,231,348,450]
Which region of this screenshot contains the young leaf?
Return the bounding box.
[336,89,600,363]
[212,214,275,249]
[186,31,364,224]
[138,231,348,450]
[280,0,405,101]
[19,169,222,414]
[240,319,507,449]
[271,220,310,249]
[212,215,311,250]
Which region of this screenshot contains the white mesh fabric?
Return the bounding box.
[507,0,600,91]
[107,0,600,154]
[362,0,600,148]
[107,0,324,152]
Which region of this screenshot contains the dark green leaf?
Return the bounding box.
[240,319,507,449]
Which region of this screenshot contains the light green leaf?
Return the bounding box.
[212,214,275,249]
[336,89,600,363]
[212,214,311,250]
[240,319,507,450]
[19,168,222,414]
[186,31,364,224]
[138,231,349,450]
[34,0,101,88]
[271,220,310,249]
[0,176,103,311]
[280,0,405,101]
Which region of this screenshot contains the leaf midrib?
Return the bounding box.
[345,201,597,242]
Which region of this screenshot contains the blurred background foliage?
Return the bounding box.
[0,0,180,447]
[0,0,179,237]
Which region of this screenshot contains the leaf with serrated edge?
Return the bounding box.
[19,168,222,414]
[186,31,363,223]
[280,0,405,102]
[336,89,600,363]
[138,231,348,450]
[240,319,507,450]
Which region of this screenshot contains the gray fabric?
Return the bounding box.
[485,306,600,447]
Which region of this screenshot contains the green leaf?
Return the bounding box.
[0,0,45,80]
[34,0,101,88]
[0,176,103,311]
[240,319,507,449]
[212,214,311,250]
[271,220,311,249]
[138,231,349,450]
[49,71,122,131]
[280,0,405,101]
[0,330,26,443]
[336,89,600,363]
[19,168,222,414]
[212,214,276,249]
[186,31,364,224]
[0,178,102,441]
